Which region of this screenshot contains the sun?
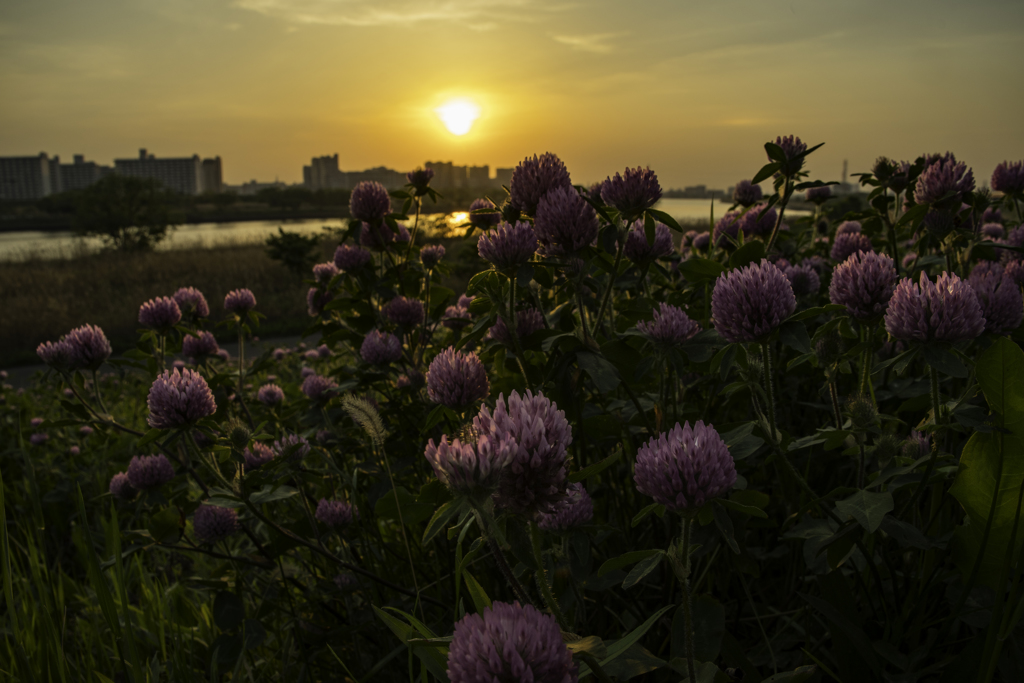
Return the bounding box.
[435,99,481,136]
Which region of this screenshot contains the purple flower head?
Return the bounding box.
[969,262,1023,335]
[317,344,332,359]
[624,220,673,265]
[173,287,210,318]
[784,263,822,297]
[981,223,1005,240]
[692,232,711,251]
[360,330,402,366]
[902,252,919,269]
[395,223,411,243]
[982,207,1002,224]
[831,232,874,262]
[420,244,446,268]
[637,302,700,346]
[397,369,424,389]
[805,186,832,204]
[634,421,736,512]
[349,180,392,223]
[424,433,516,497]
[224,289,256,315]
[711,259,796,343]
[193,505,239,544]
[30,417,44,427]
[829,250,897,321]
[427,348,490,410]
[601,166,662,222]
[182,331,219,359]
[29,433,48,446]
[534,186,599,257]
[216,349,230,362]
[458,294,474,309]
[316,499,358,528]
[243,443,275,470]
[304,349,319,362]
[447,601,578,683]
[914,157,975,206]
[468,198,501,229]
[713,211,741,248]
[273,433,310,461]
[770,135,809,176]
[65,325,112,371]
[383,296,425,329]
[905,430,931,457]
[836,221,862,236]
[300,366,315,379]
[126,454,175,490]
[301,374,338,401]
[1006,261,1024,287]
[139,297,182,332]
[147,369,217,429]
[333,244,372,271]
[406,167,434,193]
[359,221,396,251]
[991,160,1024,195]
[738,203,777,238]
[922,209,959,239]
[80,425,94,436]
[443,305,473,330]
[884,271,986,343]
[509,153,573,217]
[682,230,698,248]
[474,390,573,517]
[37,340,73,369]
[488,308,545,347]
[313,262,339,284]
[69,445,80,456]
[537,483,594,532]
[732,180,762,207]
[307,287,334,317]
[109,473,136,500]
[477,221,537,270]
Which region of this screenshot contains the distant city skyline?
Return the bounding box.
[2,0,1022,192]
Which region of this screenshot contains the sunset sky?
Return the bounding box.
[2,0,1022,189]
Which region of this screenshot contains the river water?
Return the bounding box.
[0,198,802,262]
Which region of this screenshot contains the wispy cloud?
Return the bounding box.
[233,0,551,28]
[551,32,620,54]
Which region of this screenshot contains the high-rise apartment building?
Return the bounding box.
[59,154,112,192]
[303,155,406,191]
[467,165,490,187]
[201,157,223,194]
[494,167,514,188]
[0,153,61,201]
[114,149,221,195]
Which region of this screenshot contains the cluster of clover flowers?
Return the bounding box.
[29,138,1024,681]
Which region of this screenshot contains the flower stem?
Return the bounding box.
[473,508,533,606]
[761,341,777,443]
[576,287,594,346]
[765,179,793,253]
[529,520,569,630]
[594,234,626,331]
[828,380,842,428]
[679,517,697,683]
[507,277,531,388]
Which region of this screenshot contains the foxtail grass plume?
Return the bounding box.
[341,394,388,447]
[884,271,986,343]
[711,259,796,343]
[634,421,736,512]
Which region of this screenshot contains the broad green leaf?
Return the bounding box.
[462,571,492,613]
[834,490,893,533]
[213,591,244,631]
[622,552,663,589]
[598,549,662,577]
[728,239,765,270]
[570,448,621,482]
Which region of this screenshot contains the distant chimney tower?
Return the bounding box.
[842,159,848,185]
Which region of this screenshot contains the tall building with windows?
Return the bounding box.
[303,155,406,190]
[59,154,112,192]
[201,157,223,194]
[494,167,514,188]
[0,153,60,200]
[114,149,220,195]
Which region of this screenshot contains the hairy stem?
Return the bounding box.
[529,521,569,630]
[679,517,697,683]
[594,235,626,331]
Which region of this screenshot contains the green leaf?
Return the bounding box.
[566,635,607,660]
[577,351,621,393]
[570,448,621,482]
[712,504,740,553]
[213,591,245,631]
[631,502,666,527]
[761,665,818,682]
[422,499,464,545]
[677,257,726,284]
[921,344,968,379]
[764,142,787,162]
[147,506,181,543]
[728,239,765,270]
[622,552,663,589]
[644,213,657,246]
[779,320,811,354]
[718,497,768,519]
[834,490,893,533]
[462,571,492,613]
[250,485,298,505]
[136,428,164,448]
[598,549,662,577]
[752,162,781,185]
[646,208,683,232]
[373,607,450,682]
[599,605,675,667]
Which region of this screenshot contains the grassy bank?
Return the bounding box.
[0,235,482,367]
